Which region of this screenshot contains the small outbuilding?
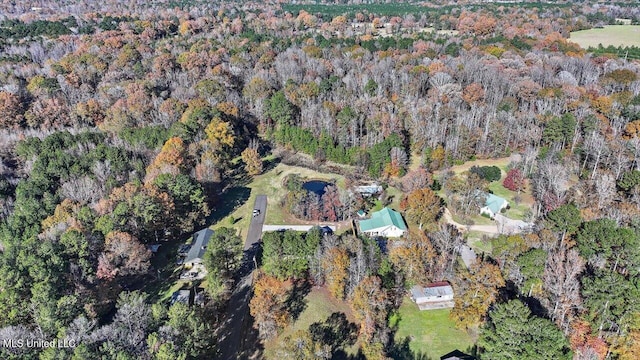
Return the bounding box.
[410,282,454,310]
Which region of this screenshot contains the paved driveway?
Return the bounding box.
[244,195,266,250]
[218,195,266,360]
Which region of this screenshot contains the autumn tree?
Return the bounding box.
[389,229,437,286]
[321,185,343,222]
[97,231,151,280]
[350,276,389,341]
[615,322,640,360]
[450,261,505,330]
[250,272,292,340]
[400,167,432,192]
[569,320,608,360]
[0,91,24,128]
[95,182,175,241]
[400,187,442,229]
[503,168,526,192]
[241,147,263,176]
[145,137,188,184]
[198,116,236,181]
[322,247,350,300]
[275,329,331,359]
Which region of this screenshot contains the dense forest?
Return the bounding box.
[0,0,639,359]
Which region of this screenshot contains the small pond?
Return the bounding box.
[302,180,330,196]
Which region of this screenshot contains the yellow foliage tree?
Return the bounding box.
[450,261,505,330]
[204,117,235,150]
[321,247,350,299]
[241,147,263,176]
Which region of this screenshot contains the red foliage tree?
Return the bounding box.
[503,168,526,192]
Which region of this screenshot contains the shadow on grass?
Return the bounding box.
[388,337,434,360]
[263,155,280,173]
[207,186,251,225]
[287,278,312,322]
[310,312,358,353]
[141,237,193,303]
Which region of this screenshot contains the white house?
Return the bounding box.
[480,193,508,218]
[410,282,454,310]
[358,207,407,238]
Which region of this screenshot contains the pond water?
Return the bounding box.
[302,180,330,196]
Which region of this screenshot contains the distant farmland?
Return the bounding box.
[569,25,640,48]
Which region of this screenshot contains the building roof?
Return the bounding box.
[484,193,508,214]
[359,207,407,232]
[171,289,191,305]
[185,228,214,264]
[411,282,454,299]
[355,184,383,194]
[440,349,476,360]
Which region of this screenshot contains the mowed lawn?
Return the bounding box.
[263,287,359,359]
[569,25,640,48]
[391,297,474,359]
[211,162,346,235]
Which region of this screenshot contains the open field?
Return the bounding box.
[211,162,347,235]
[390,297,475,359]
[263,287,359,359]
[569,25,640,48]
[466,232,494,254]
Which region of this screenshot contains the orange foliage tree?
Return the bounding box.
[250,272,292,340]
[145,137,188,183]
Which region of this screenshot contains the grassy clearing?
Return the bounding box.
[390,297,474,359]
[466,231,495,254]
[263,287,358,359]
[211,162,346,235]
[569,25,640,48]
[384,185,404,210]
[440,157,512,176]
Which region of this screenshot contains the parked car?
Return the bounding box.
[253,209,260,217]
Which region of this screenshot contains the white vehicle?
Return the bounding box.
[252,209,260,217]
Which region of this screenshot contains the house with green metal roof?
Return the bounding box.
[358,207,407,237]
[480,193,508,219]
